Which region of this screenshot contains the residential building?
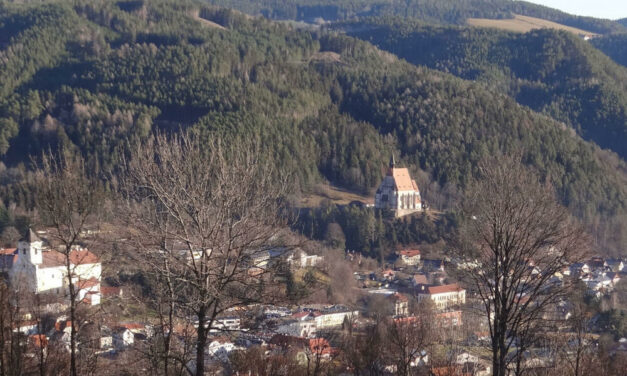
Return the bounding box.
[286,249,323,269]
[390,293,409,316]
[313,305,359,329]
[398,249,421,265]
[412,274,428,286]
[416,284,466,310]
[606,259,624,272]
[211,316,241,332]
[113,327,134,348]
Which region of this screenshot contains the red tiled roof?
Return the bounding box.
[0,248,16,255]
[413,274,428,284]
[101,286,121,296]
[427,284,464,295]
[431,366,470,376]
[387,168,417,191]
[399,249,421,257]
[411,180,419,192]
[76,277,100,290]
[392,292,408,302]
[41,249,99,268]
[119,322,145,330]
[292,311,311,319]
[309,338,332,355]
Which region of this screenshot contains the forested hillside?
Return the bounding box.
[0,0,625,255]
[340,19,627,161]
[207,0,626,33]
[592,33,627,68]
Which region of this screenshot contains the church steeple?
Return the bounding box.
[389,154,396,168]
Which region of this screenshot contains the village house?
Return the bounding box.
[207,338,242,362]
[0,230,101,306]
[313,305,359,329]
[606,259,624,272]
[286,248,323,269]
[375,155,422,217]
[276,312,317,338]
[113,326,135,348]
[390,293,409,316]
[398,249,421,265]
[570,262,590,276]
[435,310,463,327]
[211,316,241,332]
[382,269,396,281]
[412,274,428,286]
[416,284,466,310]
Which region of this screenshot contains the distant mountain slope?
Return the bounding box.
[206,0,626,33]
[592,33,627,68]
[341,20,627,160]
[467,14,597,35]
[0,0,625,254]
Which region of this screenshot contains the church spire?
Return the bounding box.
[389,154,396,168]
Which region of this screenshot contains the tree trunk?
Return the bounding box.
[67,261,78,376]
[195,309,207,376]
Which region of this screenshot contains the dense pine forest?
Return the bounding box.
[207,0,627,33]
[337,19,627,160]
[0,0,625,257]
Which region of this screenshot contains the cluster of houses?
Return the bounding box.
[570,256,624,296]
[1,218,624,375]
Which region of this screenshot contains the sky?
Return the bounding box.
[523,0,627,20]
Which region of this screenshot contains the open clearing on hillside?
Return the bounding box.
[299,184,373,207]
[467,14,597,36]
[191,10,226,30]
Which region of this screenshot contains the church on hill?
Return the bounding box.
[374,155,422,217]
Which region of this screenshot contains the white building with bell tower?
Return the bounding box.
[374,155,422,217]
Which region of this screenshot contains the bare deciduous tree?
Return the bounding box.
[453,156,588,376]
[385,299,436,376]
[120,132,294,376]
[34,152,105,376]
[0,281,25,376]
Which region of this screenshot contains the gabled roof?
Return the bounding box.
[399,249,421,257]
[0,248,16,255]
[412,274,428,285]
[41,249,99,269]
[388,168,417,191]
[76,277,100,290]
[426,284,464,295]
[391,292,408,302]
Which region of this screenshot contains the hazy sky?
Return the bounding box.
[523,0,627,20]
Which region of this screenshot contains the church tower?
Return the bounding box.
[17,228,43,265]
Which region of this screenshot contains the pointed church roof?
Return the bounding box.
[389,154,396,168]
[20,228,41,243]
[389,168,416,191]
